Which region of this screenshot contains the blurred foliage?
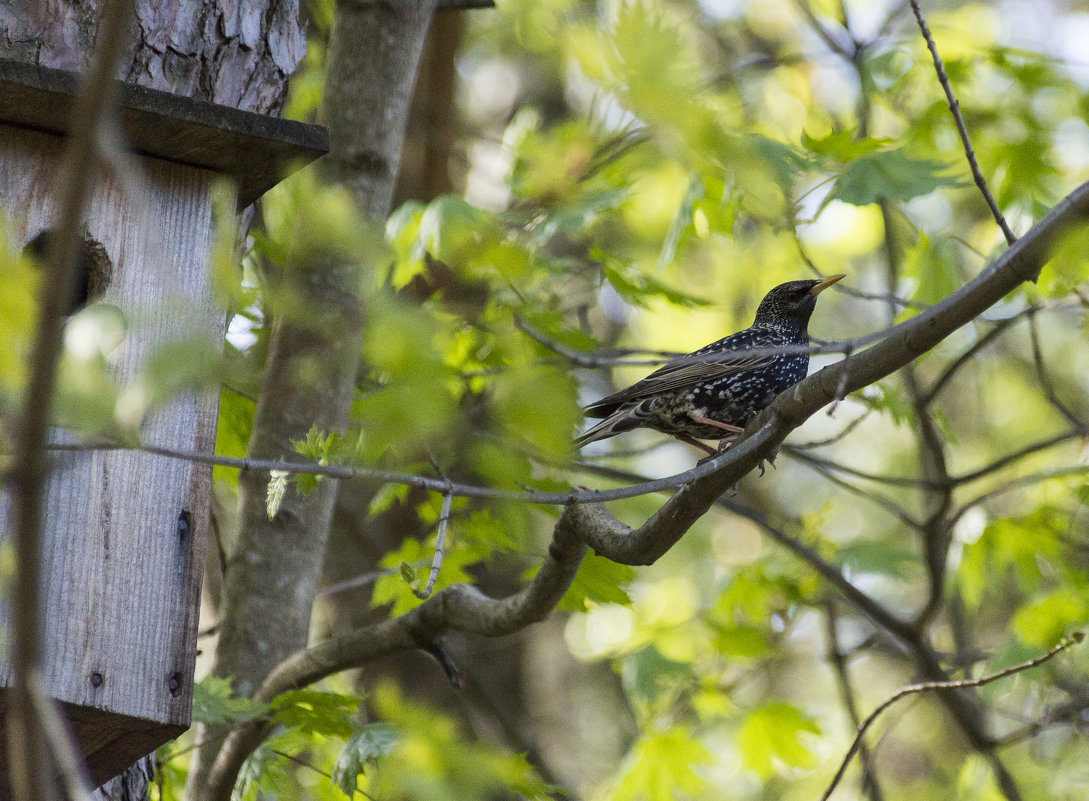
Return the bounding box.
[0,0,1085,799]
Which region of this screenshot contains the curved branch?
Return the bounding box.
[202,179,1089,799]
[202,501,590,801]
[576,177,1089,566]
[820,634,1083,801]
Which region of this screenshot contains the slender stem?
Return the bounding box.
[908,0,1016,244]
[7,2,132,799]
[824,606,886,801]
[416,492,453,599]
[820,635,1083,801]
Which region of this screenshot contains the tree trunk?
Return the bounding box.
[0,0,304,115]
[187,2,438,799]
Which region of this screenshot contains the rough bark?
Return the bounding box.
[0,0,304,114]
[187,2,438,799]
[320,0,439,218]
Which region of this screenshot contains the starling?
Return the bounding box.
[576,275,844,455]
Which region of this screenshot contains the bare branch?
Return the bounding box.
[1027,312,1086,430]
[950,428,1086,486]
[203,501,590,800]
[416,491,453,599]
[784,447,938,489]
[820,634,1083,801]
[921,314,1021,405]
[824,605,886,801]
[7,2,133,798]
[515,315,681,368]
[908,0,1015,244]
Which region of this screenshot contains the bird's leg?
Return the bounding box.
[675,434,718,456]
[689,415,744,435]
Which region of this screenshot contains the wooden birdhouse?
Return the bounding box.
[0,58,326,786]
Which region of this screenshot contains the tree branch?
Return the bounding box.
[820,634,1083,801]
[6,2,133,798]
[908,0,1015,244]
[202,501,589,800]
[196,178,1089,797]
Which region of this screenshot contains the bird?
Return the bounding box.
[576,274,844,457]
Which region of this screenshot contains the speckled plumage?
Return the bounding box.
[576,276,844,452]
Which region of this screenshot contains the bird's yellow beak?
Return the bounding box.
[810,273,846,295]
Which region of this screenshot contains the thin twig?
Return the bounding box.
[921,314,1022,406]
[29,675,93,801]
[823,605,886,801]
[7,2,133,799]
[1027,312,1086,430]
[799,457,924,529]
[784,448,937,489]
[316,568,399,598]
[949,428,1086,486]
[952,465,1089,521]
[515,315,681,368]
[40,439,740,506]
[791,0,855,58]
[908,0,1016,244]
[790,409,873,449]
[820,634,1083,801]
[416,492,453,599]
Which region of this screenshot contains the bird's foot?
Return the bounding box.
[695,435,738,466]
[756,447,781,476]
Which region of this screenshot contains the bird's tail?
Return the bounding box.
[574,409,642,448]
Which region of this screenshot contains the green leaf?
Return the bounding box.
[417,195,500,266]
[215,385,256,487]
[1039,225,1089,296]
[269,688,360,738]
[657,174,703,269]
[711,624,771,660]
[854,381,915,426]
[556,552,634,612]
[192,676,268,725]
[369,683,554,801]
[332,723,398,797]
[1012,590,1089,648]
[233,743,283,801]
[623,645,692,704]
[602,263,713,309]
[959,510,1065,609]
[830,149,960,206]
[903,233,960,306]
[737,702,820,778]
[802,130,888,161]
[835,541,919,579]
[491,364,581,460]
[608,727,711,801]
[373,538,481,616]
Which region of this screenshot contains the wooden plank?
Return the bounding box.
[0,58,327,206]
[0,124,222,770]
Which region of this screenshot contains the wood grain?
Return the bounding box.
[0,123,222,784]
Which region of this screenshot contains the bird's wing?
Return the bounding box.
[583,328,791,417]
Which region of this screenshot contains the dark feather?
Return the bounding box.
[576,275,843,450]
